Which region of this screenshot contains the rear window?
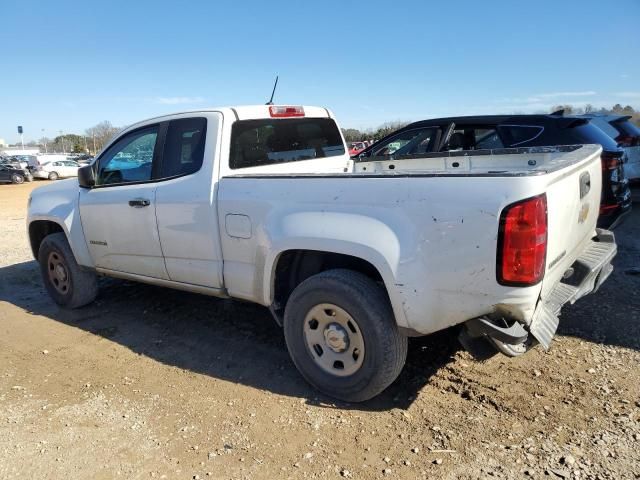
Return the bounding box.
[563,123,619,151]
[230,118,345,169]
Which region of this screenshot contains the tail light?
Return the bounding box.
[599,204,619,214]
[269,106,305,118]
[497,194,547,286]
[599,152,625,215]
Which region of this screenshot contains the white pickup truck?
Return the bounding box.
[27,105,617,401]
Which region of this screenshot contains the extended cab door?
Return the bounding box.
[154,114,224,288]
[79,124,169,279]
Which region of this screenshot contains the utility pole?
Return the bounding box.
[59,130,65,154]
[92,131,96,155]
[18,126,24,150]
[42,128,47,153]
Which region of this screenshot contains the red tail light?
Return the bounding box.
[497,194,547,286]
[599,204,619,215]
[269,106,305,118]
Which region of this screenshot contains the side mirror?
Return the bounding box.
[78,164,96,188]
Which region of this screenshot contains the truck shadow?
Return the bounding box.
[0,259,457,411]
[1,221,638,410]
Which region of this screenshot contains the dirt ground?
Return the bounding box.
[1,181,639,480]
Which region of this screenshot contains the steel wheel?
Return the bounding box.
[303,303,365,377]
[47,251,70,295]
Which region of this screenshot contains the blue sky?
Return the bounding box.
[1,0,639,143]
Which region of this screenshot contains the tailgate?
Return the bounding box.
[540,145,603,298]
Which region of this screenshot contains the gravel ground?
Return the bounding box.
[0,182,639,480]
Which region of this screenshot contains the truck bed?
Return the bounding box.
[353,144,599,176]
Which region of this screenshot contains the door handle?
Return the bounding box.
[128,198,151,208]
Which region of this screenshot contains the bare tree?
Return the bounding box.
[85,121,120,154]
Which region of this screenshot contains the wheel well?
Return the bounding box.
[29,221,64,259]
[272,250,384,314]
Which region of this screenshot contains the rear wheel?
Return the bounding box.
[11,173,24,184]
[284,269,407,402]
[38,233,98,308]
[48,171,59,181]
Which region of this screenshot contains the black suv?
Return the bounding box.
[356,113,631,229]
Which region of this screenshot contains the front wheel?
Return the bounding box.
[38,233,98,308]
[11,173,24,184]
[284,269,408,402]
[48,171,59,180]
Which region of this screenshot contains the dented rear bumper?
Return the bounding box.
[463,229,616,355]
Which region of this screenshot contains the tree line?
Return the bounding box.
[342,104,640,143]
[549,103,640,125]
[26,121,121,154]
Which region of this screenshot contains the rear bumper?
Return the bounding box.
[528,229,616,348]
[463,230,617,354]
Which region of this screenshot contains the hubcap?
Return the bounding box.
[47,251,70,295]
[303,303,365,377]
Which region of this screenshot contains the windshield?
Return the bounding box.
[229,118,345,169]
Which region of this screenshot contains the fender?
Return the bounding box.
[259,211,410,328]
[27,179,94,268]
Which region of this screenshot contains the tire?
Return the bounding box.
[11,173,24,184]
[38,233,98,308]
[283,269,408,402]
[48,171,59,181]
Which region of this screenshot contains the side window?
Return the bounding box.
[160,117,207,178]
[445,127,504,150]
[497,125,544,147]
[371,127,440,157]
[475,128,504,149]
[96,126,159,186]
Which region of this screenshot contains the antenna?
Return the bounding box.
[266,76,279,105]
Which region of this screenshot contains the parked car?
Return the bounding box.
[27,105,616,402]
[577,114,640,183]
[0,164,33,183]
[1,158,23,169]
[32,160,81,180]
[73,154,94,165]
[3,156,30,169]
[356,113,631,229]
[29,154,72,170]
